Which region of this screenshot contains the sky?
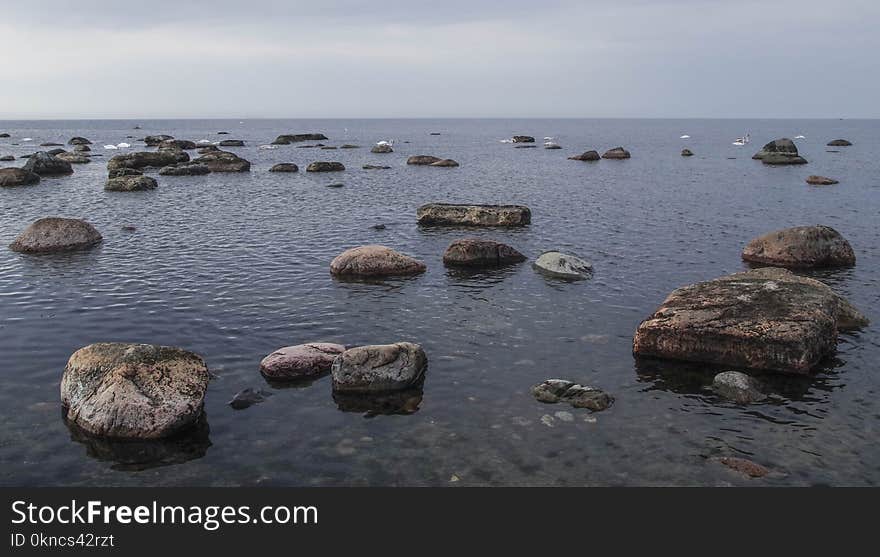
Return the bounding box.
[1,0,878,119]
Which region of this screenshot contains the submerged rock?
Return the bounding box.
[108,167,143,179]
[330,245,426,277]
[143,135,174,146]
[23,151,73,176]
[306,161,344,172]
[157,139,197,150]
[0,155,14,161]
[61,342,210,439]
[331,342,427,392]
[752,138,807,164]
[806,175,838,185]
[533,251,592,279]
[363,164,391,170]
[430,158,459,167]
[340,144,360,149]
[228,388,271,410]
[417,203,531,226]
[632,268,857,374]
[407,155,442,165]
[716,456,769,478]
[602,147,631,159]
[826,139,852,147]
[568,150,600,161]
[192,151,250,172]
[218,139,244,147]
[742,225,855,268]
[270,163,299,172]
[712,371,767,404]
[260,343,346,380]
[55,152,90,164]
[10,217,102,253]
[0,167,40,187]
[531,379,614,411]
[442,238,526,267]
[105,175,158,191]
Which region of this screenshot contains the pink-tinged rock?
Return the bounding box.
[330,245,426,277]
[260,343,346,380]
[742,225,855,268]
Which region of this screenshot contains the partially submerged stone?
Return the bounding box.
[742,225,855,268]
[192,151,250,172]
[0,167,40,187]
[306,161,345,172]
[826,139,852,147]
[531,379,614,411]
[806,175,838,185]
[10,217,102,253]
[158,162,210,176]
[23,152,73,176]
[533,251,592,279]
[260,343,346,380]
[407,155,442,165]
[107,150,186,171]
[331,342,427,392]
[417,203,531,227]
[430,159,459,167]
[681,148,694,157]
[105,175,158,192]
[712,371,767,404]
[442,238,526,267]
[716,456,769,478]
[330,245,426,277]
[602,147,631,159]
[568,150,600,161]
[270,163,299,172]
[752,138,807,165]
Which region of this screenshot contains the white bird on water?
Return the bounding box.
[376,140,393,147]
[794,135,806,139]
[22,138,32,142]
[680,135,691,139]
[732,133,751,146]
[104,144,118,150]
[116,142,130,149]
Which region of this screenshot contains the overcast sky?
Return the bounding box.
[1,0,877,119]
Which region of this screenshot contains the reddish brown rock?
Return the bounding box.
[10,217,102,253]
[805,175,838,185]
[742,225,855,268]
[602,147,631,159]
[442,238,525,267]
[330,245,426,278]
[716,457,769,478]
[260,343,346,380]
[417,203,531,227]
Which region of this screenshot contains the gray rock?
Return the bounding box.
[568,150,600,161]
[430,159,459,167]
[271,133,328,145]
[602,147,631,159]
[531,379,614,411]
[752,138,808,164]
[157,139,197,150]
[371,144,393,153]
[107,150,187,171]
[192,151,250,172]
[143,135,174,146]
[742,225,855,268]
[55,152,90,164]
[306,161,345,172]
[68,137,92,145]
[158,163,211,176]
[826,139,852,147]
[406,155,442,165]
[105,175,158,192]
[270,163,299,172]
[23,152,73,176]
[681,148,694,157]
[10,217,102,253]
[331,342,427,392]
[108,167,143,179]
[806,175,838,185]
[442,238,526,267]
[363,165,391,170]
[260,343,346,380]
[712,371,767,404]
[417,203,531,227]
[512,135,535,143]
[533,251,592,279]
[0,155,14,161]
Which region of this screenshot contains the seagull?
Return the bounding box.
[794,135,806,139]
[116,142,130,149]
[198,139,212,144]
[680,135,690,139]
[258,144,278,150]
[376,140,393,147]
[22,137,32,142]
[104,144,118,150]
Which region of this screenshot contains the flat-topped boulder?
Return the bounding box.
[270,163,299,172]
[533,251,592,279]
[602,147,631,159]
[752,138,807,164]
[143,135,174,146]
[158,162,210,176]
[407,155,442,165]
[417,203,531,227]
[306,161,344,172]
[218,139,244,147]
[742,225,855,268]
[512,135,535,143]
[55,152,90,164]
[105,175,158,191]
[568,150,600,161]
[331,342,427,392]
[157,146,193,163]
[107,150,186,171]
[23,152,73,176]
[157,139,196,150]
[442,238,526,267]
[632,267,866,374]
[330,245,426,277]
[61,343,210,439]
[10,217,102,253]
[271,133,328,145]
[260,343,346,380]
[430,159,459,167]
[806,175,838,185]
[73,144,91,153]
[826,139,852,147]
[192,150,250,172]
[0,168,40,187]
[68,137,92,145]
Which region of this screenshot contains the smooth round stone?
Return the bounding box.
[533,251,592,279]
[712,371,767,404]
[330,245,426,277]
[9,217,102,253]
[742,225,855,268]
[260,343,346,380]
[270,163,299,172]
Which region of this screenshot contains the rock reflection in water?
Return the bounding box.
[65,412,212,471]
[332,387,424,417]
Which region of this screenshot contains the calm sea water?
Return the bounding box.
[0,118,878,486]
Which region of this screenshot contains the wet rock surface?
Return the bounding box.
[260,343,346,380]
[417,203,531,226]
[0,167,40,187]
[712,371,767,404]
[105,175,158,191]
[10,217,102,253]
[533,251,592,279]
[442,238,526,267]
[331,342,427,392]
[306,161,345,172]
[742,225,855,268]
[531,380,614,411]
[330,245,426,277]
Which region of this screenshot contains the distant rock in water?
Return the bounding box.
[742,225,854,268]
[192,151,250,172]
[68,137,92,146]
[712,371,767,404]
[105,175,158,192]
[10,217,102,253]
[46,148,66,156]
[371,144,393,153]
[340,144,360,149]
[568,150,600,161]
[752,138,807,165]
[157,146,192,162]
[331,343,427,392]
[158,139,197,150]
[326,182,344,188]
[0,155,15,161]
[197,145,219,154]
[55,152,90,164]
[681,148,694,157]
[0,133,10,138]
[306,161,345,172]
[270,163,299,172]
[430,159,459,167]
[320,146,337,150]
[108,150,187,171]
[533,251,592,280]
[442,238,526,267]
[40,142,63,147]
[143,135,174,146]
[363,165,391,170]
[514,144,537,149]
[260,343,346,380]
[826,139,852,147]
[417,203,531,227]
[217,131,229,135]
[73,144,91,153]
[806,175,838,185]
[531,379,614,411]
[218,139,245,147]
[159,162,211,176]
[512,135,535,143]
[23,152,73,176]
[330,245,426,277]
[602,147,631,159]
[271,133,328,145]
[108,167,143,179]
[0,168,40,187]
[407,155,442,165]
[61,343,210,439]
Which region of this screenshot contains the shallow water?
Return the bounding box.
[1,118,878,486]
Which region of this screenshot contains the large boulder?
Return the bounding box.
[533,251,592,279]
[157,139,197,150]
[0,168,40,187]
[752,138,807,164]
[105,175,158,191]
[826,139,852,147]
[107,150,186,171]
[806,175,838,185]
[73,144,91,153]
[406,155,442,165]
[157,146,192,163]
[331,343,427,392]
[306,161,344,172]
[417,203,531,227]
[61,343,210,439]
[632,268,866,374]
[568,150,600,161]
[742,225,855,268]
[442,238,525,267]
[158,162,210,176]
[143,135,174,146]
[602,147,631,159]
[270,163,299,173]
[108,167,143,179]
[192,151,250,172]
[271,133,328,145]
[23,152,73,176]
[9,217,102,253]
[330,245,426,277]
[259,343,346,380]
[68,137,92,145]
[512,135,535,143]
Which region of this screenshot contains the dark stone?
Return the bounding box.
[270,163,299,172]
[306,161,345,172]
[568,150,601,161]
[158,163,211,176]
[23,152,73,176]
[442,238,526,267]
[0,168,40,187]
